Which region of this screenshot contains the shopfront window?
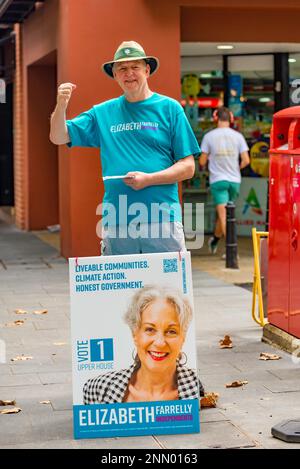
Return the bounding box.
[227,55,274,179]
[181,55,224,141]
[289,53,300,107]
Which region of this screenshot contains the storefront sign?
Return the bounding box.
[250,141,269,177]
[69,252,200,439]
[181,97,221,108]
[197,98,220,108]
[229,74,243,98]
[236,177,268,236]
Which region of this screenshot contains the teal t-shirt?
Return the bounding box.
[66,93,200,225]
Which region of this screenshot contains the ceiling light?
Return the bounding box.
[259,97,271,103]
[288,58,297,63]
[200,73,212,78]
[217,45,234,50]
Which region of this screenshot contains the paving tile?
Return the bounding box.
[2,300,46,309]
[0,330,24,346]
[0,373,41,387]
[0,311,11,322]
[47,396,72,411]
[38,372,72,385]
[263,380,300,393]
[0,435,160,449]
[197,286,251,298]
[221,407,300,449]
[0,364,12,375]
[157,420,257,449]
[10,362,70,375]
[0,321,35,332]
[200,408,228,423]
[0,410,73,446]
[0,383,68,401]
[267,368,300,380]
[0,411,34,446]
[33,320,70,331]
[20,329,70,345]
[8,356,55,370]
[38,300,70,308]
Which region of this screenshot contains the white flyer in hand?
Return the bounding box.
[103,175,135,181]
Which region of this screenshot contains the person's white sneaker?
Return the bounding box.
[208,237,218,254]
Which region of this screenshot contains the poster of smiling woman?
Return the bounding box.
[69,251,200,439]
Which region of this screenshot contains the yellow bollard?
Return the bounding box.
[252,228,269,327]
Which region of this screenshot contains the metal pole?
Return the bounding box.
[223,55,229,108]
[226,201,239,269]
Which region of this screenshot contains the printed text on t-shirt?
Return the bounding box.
[110,122,159,133]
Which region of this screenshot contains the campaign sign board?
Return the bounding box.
[69,251,200,439]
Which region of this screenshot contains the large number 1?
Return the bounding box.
[96,340,104,360]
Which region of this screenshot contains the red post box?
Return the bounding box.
[268,106,300,339]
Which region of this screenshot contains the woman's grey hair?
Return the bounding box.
[124,285,193,334]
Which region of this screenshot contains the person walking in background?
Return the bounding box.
[199,107,250,255]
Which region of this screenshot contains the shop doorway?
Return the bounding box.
[27,51,59,241]
[0,81,14,206]
[180,43,300,237]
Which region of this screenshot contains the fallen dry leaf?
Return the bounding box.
[10,355,33,362]
[32,309,48,315]
[226,380,248,388]
[219,335,233,349]
[0,407,22,414]
[259,352,281,361]
[53,342,67,346]
[5,320,26,327]
[14,309,28,315]
[0,400,16,406]
[200,392,219,408]
[39,400,51,405]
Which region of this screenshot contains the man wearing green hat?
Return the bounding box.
[50,41,200,255]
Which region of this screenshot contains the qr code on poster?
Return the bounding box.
[163,258,178,273]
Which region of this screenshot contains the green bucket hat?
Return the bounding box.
[102,41,159,78]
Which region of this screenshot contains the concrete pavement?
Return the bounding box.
[0,219,300,449]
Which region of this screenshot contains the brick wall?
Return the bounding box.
[13,24,26,229]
